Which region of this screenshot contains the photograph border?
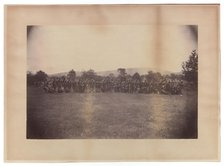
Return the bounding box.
[4,4,220,161]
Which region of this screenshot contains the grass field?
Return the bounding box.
[27,87,197,139]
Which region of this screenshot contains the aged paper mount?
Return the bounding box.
[4,5,220,161]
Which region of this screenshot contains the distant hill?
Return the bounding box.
[49,68,179,77]
[97,68,174,76]
[50,71,83,77]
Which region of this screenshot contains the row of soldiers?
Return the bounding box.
[41,76,184,95]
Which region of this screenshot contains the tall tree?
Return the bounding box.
[67,69,76,82]
[146,71,154,81]
[117,68,127,81]
[132,72,141,81]
[117,68,127,77]
[182,50,198,86]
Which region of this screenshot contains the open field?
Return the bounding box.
[27,87,197,139]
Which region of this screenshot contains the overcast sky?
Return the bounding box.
[27,25,197,74]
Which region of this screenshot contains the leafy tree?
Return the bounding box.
[34,70,48,82]
[108,73,115,78]
[170,73,176,79]
[182,50,198,86]
[154,72,162,81]
[108,73,115,82]
[146,71,154,81]
[169,73,182,80]
[67,69,76,82]
[146,71,162,82]
[117,68,127,81]
[132,72,141,81]
[81,69,96,80]
[117,68,127,77]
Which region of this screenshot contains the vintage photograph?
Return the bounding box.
[26,25,198,139]
[5,4,220,161]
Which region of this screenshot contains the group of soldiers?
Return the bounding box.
[41,76,184,95]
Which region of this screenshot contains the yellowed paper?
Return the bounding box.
[4,5,220,161]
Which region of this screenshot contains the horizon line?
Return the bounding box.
[27,67,182,75]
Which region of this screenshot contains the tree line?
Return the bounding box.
[27,50,198,95]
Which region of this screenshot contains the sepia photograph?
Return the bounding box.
[27,25,198,139]
[4,4,219,161]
